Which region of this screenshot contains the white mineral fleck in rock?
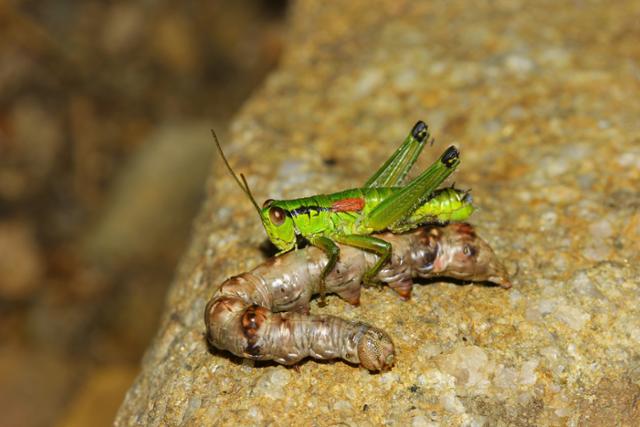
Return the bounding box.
[505,54,534,73]
[537,299,557,315]
[420,343,443,359]
[554,304,590,331]
[493,365,518,390]
[519,359,539,386]
[518,391,534,405]
[541,346,560,362]
[570,271,600,298]
[354,68,384,97]
[617,151,640,169]
[525,306,543,322]
[253,368,291,399]
[411,415,438,427]
[464,414,488,427]
[567,343,580,359]
[447,62,480,86]
[379,372,400,390]
[437,346,493,395]
[248,407,263,422]
[545,156,570,177]
[629,326,640,343]
[393,68,418,91]
[589,219,614,239]
[440,392,465,414]
[509,290,522,306]
[417,369,455,388]
[539,47,572,68]
[582,243,610,262]
[539,211,557,229]
[333,400,352,411]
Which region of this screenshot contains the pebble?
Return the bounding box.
[554,304,591,331]
[354,68,384,98]
[538,47,571,68]
[437,346,492,395]
[505,54,534,74]
[0,221,44,300]
[518,359,539,386]
[588,219,614,239]
[582,243,610,262]
[393,68,418,91]
[419,343,443,359]
[379,372,401,390]
[539,211,558,230]
[493,365,518,390]
[440,392,465,414]
[333,400,353,411]
[253,368,291,399]
[101,3,145,54]
[537,299,557,315]
[569,271,602,298]
[248,407,263,422]
[616,151,640,169]
[411,415,438,427]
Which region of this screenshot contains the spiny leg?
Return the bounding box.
[309,235,340,306]
[334,234,391,286]
[363,146,460,231]
[364,121,432,188]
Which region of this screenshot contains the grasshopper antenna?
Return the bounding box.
[211,129,261,214]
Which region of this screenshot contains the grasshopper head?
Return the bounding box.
[260,200,296,252]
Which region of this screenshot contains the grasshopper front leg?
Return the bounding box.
[365,121,431,188]
[309,235,340,306]
[334,234,391,286]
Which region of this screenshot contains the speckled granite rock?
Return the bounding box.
[116,1,640,425]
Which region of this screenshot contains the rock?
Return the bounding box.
[116,1,640,425]
[0,98,63,201]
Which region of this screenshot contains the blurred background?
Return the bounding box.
[0,1,288,426]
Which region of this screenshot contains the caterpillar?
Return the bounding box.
[204,223,510,371]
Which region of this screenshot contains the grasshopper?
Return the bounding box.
[213,121,470,303]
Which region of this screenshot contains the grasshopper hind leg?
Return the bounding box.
[364,120,431,188]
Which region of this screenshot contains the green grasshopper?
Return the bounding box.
[213,121,472,303]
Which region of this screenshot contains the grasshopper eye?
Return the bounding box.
[263,199,274,208]
[269,206,286,226]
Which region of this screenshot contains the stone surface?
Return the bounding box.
[117,1,640,425]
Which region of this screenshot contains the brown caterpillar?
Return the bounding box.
[204,223,511,371]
